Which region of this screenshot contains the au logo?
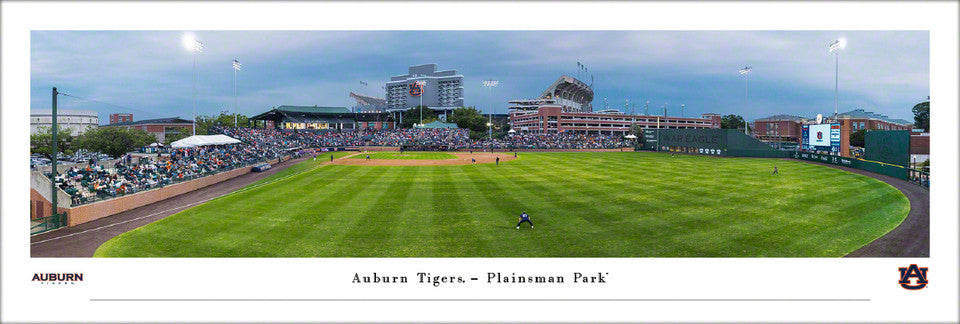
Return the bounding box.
[409,83,423,97]
[898,264,928,290]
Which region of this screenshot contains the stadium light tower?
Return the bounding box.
[232,59,241,128]
[829,38,846,121]
[739,66,752,135]
[415,80,426,125]
[483,80,499,140]
[183,33,203,136]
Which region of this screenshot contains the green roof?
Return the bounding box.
[415,120,459,129]
[275,105,351,114]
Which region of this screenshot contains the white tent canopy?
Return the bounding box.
[624,134,638,139]
[170,135,242,148]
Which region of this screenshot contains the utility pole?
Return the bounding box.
[51,87,61,225]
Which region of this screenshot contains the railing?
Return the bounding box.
[31,213,66,235]
[907,169,930,189]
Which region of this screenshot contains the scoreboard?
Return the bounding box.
[802,123,840,152]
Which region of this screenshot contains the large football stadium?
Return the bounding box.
[90,150,912,257]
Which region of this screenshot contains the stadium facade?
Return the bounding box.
[385,64,464,110]
[350,92,388,113]
[508,75,594,113]
[508,75,719,134]
[510,105,720,135]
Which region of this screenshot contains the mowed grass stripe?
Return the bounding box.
[95,152,910,257]
[350,152,457,160]
[474,159,604,257]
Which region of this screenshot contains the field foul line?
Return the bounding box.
[31,155,350,246]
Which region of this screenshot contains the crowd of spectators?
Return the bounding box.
[48,138,289,205]
[215,126,626,150]
[43,126,630,206]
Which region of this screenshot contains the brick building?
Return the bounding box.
[109,113,133,124]
[509,104,720,135]
[751,114,810,144]
[101,117,194,143]
[836,109,913,132]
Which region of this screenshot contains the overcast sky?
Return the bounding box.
[31,30,928,124]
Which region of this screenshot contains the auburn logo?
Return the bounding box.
[409,83,423,96]
[816,131,823,140]
[898,264,928,290]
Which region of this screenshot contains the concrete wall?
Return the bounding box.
[30,171,71,219]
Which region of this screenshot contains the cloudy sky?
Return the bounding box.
[31,30,928,124]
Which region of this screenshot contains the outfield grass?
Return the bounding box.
[350,152,457,160]
[94,152,909,257]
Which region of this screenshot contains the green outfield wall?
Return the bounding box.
[638,128,790,158]
[636,128,908,180]
[790,151,909,180]
[865,130,910,167]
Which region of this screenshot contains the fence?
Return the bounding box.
[31,213,66,235]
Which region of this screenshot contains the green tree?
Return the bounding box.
[400,105,437,128]
[849,129,866,147]
[163,127,191,145]
[912,101,929,132]
[195,111,249,135]
[720,114,746,131]
[448,106,488,132]
[75,127,156,158]
[30,126,75,159]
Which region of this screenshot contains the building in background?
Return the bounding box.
[101,117,193,143]
[385,64,464,111]
[510,104,719,135]
[836,108,913,131]
[109,113,133,124]
[30,109,99,136]
[509,75,594,113]
[910,129,929,167]
[752,114,810,145]
[350,92,388,113]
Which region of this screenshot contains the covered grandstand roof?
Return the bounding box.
[537,75,594,112]
[350,92,386,106]
[755,114,809,122]
[250,105,352,121]
[837,109,912,125]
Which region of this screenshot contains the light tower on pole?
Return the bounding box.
[183,34,203,136]
[739,66,752,135]
[232,59,241,128]
[829,38,846,121]
[483,80,499,140]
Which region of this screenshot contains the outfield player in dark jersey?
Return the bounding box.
[517,212,533,229]
[773,166,779,174]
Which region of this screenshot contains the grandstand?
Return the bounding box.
[350,92,388,113]
[509,75,594,113]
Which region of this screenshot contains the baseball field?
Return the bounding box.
[93,151,909,257]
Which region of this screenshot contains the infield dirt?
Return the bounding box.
[333,152,517,166]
